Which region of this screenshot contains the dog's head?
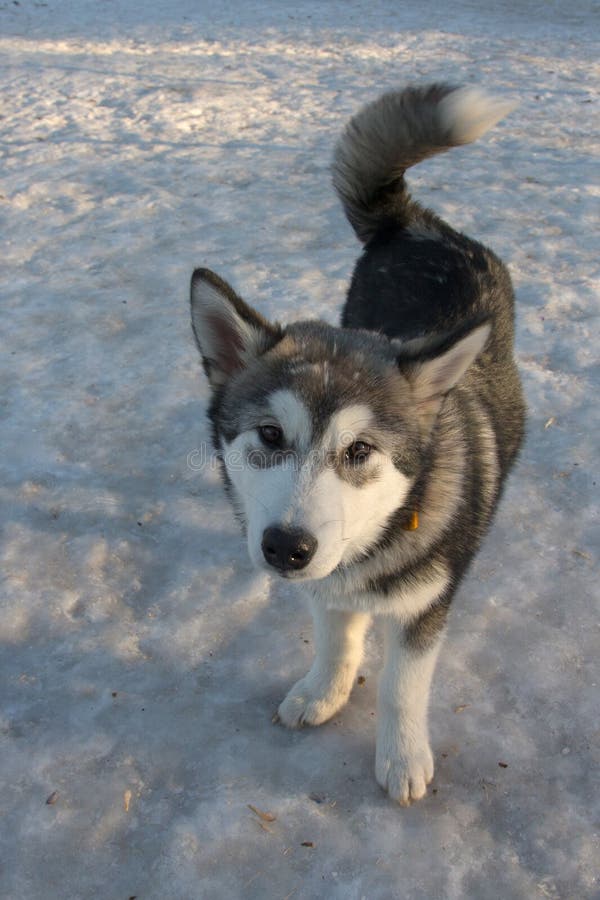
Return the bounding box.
[190,268,489,581]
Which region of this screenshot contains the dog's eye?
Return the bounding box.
[259,424,282,446]
[344,440,372,464]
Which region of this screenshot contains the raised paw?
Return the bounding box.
[375,743,434,806]
[277,671,351,729]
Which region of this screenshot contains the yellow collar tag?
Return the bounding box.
[401,510,419,531]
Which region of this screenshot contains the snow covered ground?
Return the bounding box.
[1,1,598,897]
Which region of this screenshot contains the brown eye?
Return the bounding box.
[344,440,372,464]
[259,424,282,446]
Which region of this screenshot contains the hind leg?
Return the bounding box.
[277,600,370,728]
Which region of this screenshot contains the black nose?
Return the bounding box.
[261,526,318,573]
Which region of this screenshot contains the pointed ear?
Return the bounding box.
[190,268,281,390]
[396,320,491,418]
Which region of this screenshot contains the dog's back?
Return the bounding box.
[333,84,525,476]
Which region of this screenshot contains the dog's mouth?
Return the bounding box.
[259,560,321,582]
[264,555,345,583]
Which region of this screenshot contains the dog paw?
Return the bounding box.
[277,673,350,729]
[375,744,434,806]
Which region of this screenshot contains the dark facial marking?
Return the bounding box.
[246,446,298,470]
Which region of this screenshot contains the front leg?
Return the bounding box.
[376,613,445,805]
[277,599,370,728]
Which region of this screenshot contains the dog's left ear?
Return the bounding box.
[190,268,281,390]
[395,320,491,420]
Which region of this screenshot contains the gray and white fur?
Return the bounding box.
[189,83,525,805]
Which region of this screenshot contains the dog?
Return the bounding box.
[189,83,525,805]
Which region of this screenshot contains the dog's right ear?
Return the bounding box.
[190,268,281,390]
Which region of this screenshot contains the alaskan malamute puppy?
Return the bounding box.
[190,84,525,805]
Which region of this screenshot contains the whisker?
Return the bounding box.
[235,486,270,513]
[312,518,345,531]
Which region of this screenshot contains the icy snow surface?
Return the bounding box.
[1,1,598,898]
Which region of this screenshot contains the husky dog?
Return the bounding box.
[190,84,525,805]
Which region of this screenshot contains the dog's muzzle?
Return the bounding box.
[261,526,317,574]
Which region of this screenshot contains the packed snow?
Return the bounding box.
[1,1,598,897]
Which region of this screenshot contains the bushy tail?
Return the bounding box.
[332,83,516,243]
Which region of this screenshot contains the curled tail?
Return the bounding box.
[332,84,516,243]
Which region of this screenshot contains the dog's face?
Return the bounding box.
[190,269,489,581]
